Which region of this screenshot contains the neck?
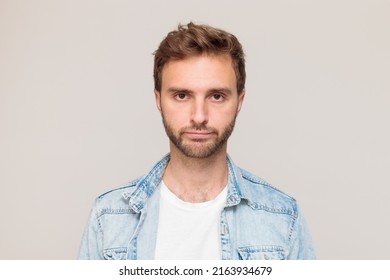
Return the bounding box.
[163,144,228,203]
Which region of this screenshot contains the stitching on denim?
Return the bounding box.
[97,208,136,217]
[247,202,297,217]
[288,212,298,242]
[238,245,284,253]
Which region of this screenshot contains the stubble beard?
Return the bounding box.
[161,113,237,159]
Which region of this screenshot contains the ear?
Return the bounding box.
[154,90,162,113]
[236,90,245,114]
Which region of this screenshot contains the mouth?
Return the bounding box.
[183,131,214,139]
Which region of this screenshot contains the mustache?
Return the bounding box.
[179,125,218,134]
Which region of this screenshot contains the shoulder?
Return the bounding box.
[92,178,142,216]
[238,168,298,217]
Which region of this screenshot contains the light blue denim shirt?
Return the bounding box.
[78,154,315,260]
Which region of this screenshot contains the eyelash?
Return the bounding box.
[173,93,225,102]
[211,93,224,101]
[174,93,188,100]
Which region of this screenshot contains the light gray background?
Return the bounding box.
[1,0,389,259]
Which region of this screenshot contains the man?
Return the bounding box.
[78,22,315,260]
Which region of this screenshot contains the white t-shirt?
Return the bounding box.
[154,181,227,260]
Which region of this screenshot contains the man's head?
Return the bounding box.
[154,23,246,159]
[154,22,246,94]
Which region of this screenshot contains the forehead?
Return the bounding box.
[161,54,237,91]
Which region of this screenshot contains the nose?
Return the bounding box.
[191,98,208,126]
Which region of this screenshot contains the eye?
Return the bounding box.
[211,93,224,101]
[175,92,187,100]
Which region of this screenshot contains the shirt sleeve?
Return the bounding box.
[287,205,316,259]
[78,201,104,260]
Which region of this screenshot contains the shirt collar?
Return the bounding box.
[123,153,251,212]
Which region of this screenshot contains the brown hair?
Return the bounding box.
[153,22,245,93]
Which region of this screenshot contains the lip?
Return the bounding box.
[183,132,213,139]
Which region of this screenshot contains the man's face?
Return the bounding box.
[155,54,245,158]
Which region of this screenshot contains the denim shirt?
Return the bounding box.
[78,154,315,260]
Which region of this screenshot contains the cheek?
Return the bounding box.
[210,107,237,124]
[165,105,186,117]
[162,106,188,126]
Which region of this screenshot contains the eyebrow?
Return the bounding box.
[166,87,193,94]
[166,87,233,95]
[207,88,233,95]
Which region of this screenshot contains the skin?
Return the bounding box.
[155,53,245,203]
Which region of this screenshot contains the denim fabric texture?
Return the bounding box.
[78,154,315,260]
